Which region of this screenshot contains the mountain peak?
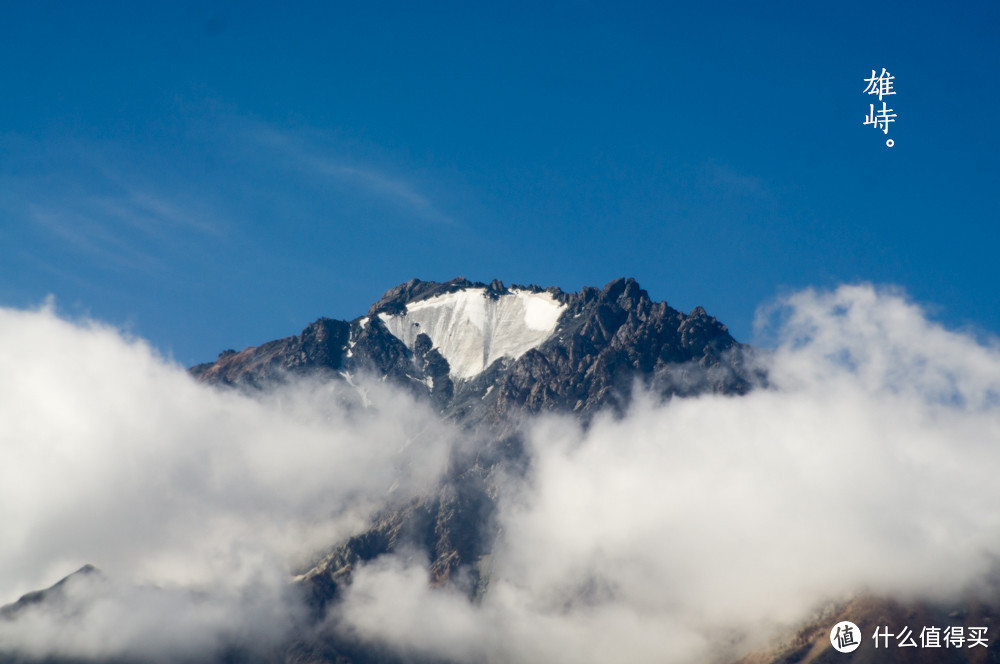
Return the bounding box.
[193,277,757,421]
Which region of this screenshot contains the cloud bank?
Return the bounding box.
[0,301,453,659]
[336,285,1000,663]
[3,285,1000,663]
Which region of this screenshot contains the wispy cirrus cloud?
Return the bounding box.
[0,133,228,281]
[246,122,456,226]
[1,110,457,287]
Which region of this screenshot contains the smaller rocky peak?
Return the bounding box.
[367,278,426,316]
[688,305,708,318]
[620,278,648,311]
[544,284,571,305]
[484,279,509,299]
[192,317,350,387]
[73,564,99,577]
[601,277,629,300]
[576,285,601,305]
[1,564,103,619]
[299,317,351,356]
[594,277,650,316]
[678,305,732,348]
[684,305,728,331]
[597,277,645,304]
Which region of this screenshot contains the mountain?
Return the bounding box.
[192,276,758,422]
[190,276,758,599]
[4,277,763,663]
[19,277,994,663]
[198,277,759,660]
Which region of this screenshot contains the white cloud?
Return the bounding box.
[337,284,1000,663]
[0,301,453,658]
[6,284,1000,663]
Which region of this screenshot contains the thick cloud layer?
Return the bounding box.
[0,302,453,658]
[4,285,1000,663]
[337,285,1000,663]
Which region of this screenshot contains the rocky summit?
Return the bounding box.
[192,276,759,421]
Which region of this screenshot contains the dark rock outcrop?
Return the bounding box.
[191,317,351,387]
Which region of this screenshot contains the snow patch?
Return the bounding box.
[378,288,566,379]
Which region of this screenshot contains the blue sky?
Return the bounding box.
[1,1,997,365]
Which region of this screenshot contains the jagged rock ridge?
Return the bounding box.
[192,276,758,421]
